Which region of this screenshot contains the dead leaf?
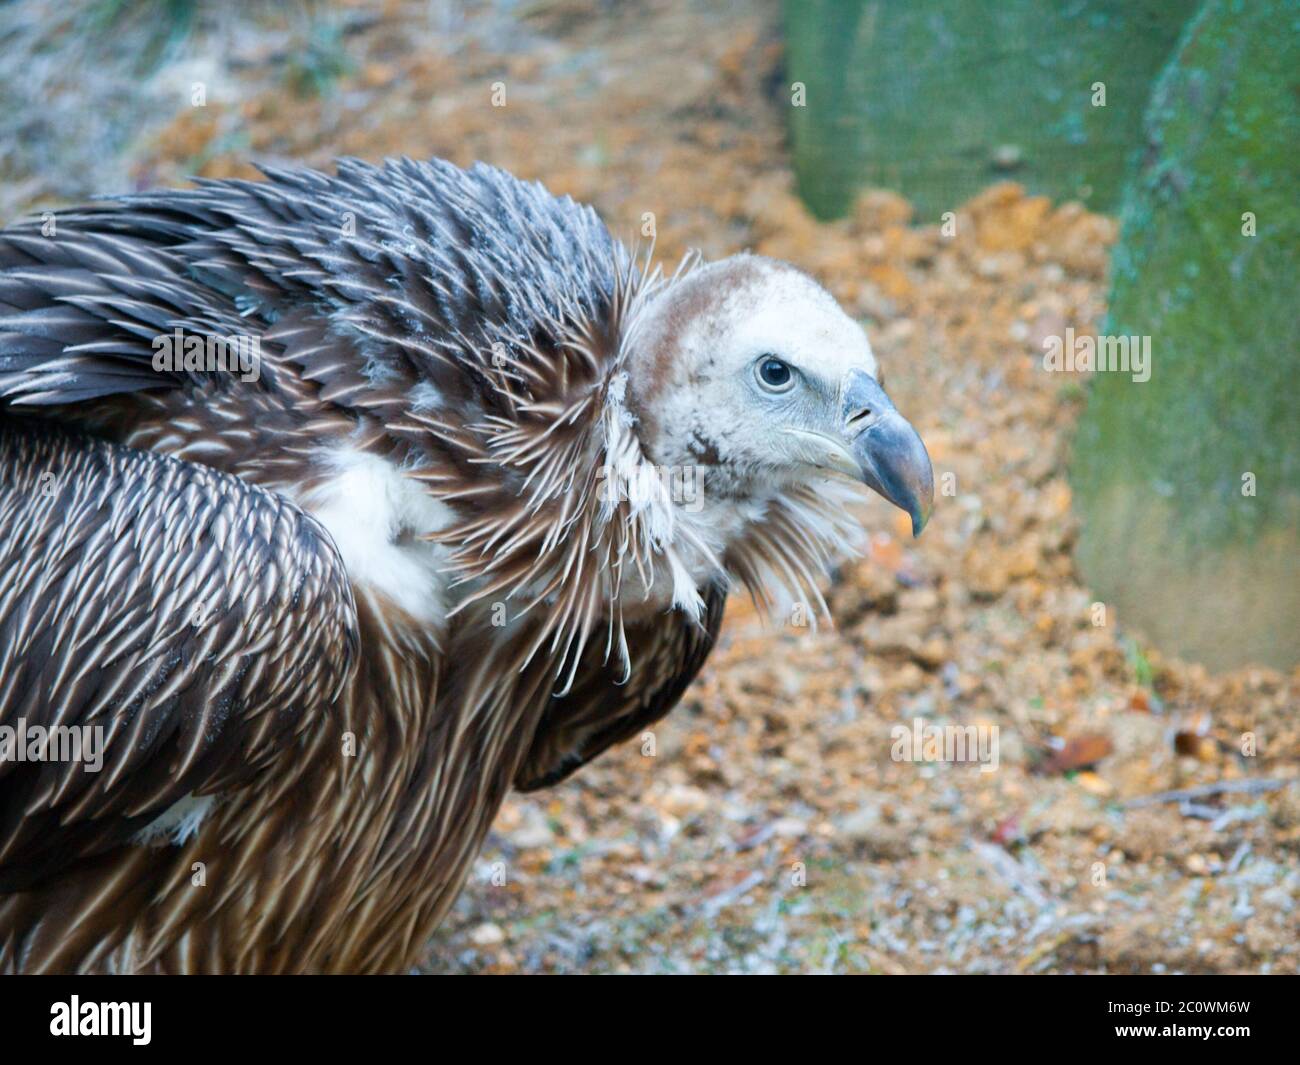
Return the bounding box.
[991,813,1022,846]
[1040,733,1113,774]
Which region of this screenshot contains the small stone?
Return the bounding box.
[509,806,556,849]
[469,922,505,947]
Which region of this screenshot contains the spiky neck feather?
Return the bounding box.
[376,246,865,691]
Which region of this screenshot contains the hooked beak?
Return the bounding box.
[841,370,934,537]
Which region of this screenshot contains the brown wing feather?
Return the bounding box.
[0,418,358,891]
[0,158,619,419]
[515,583,726,791]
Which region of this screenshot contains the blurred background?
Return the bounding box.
[2,0,1295,972]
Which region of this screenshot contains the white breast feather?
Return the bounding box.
[298,448,454,626]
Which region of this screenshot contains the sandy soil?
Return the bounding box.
[8,0,1295,973]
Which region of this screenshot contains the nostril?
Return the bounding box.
[847,407,873,430]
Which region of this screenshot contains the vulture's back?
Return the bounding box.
[0,158,625,423]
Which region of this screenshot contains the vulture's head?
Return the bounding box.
[628,254,934,536]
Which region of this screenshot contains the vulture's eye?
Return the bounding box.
[755,356,795,393]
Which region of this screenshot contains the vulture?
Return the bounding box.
[0,157,932,973]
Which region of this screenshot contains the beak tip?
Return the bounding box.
[841,373,934,539]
